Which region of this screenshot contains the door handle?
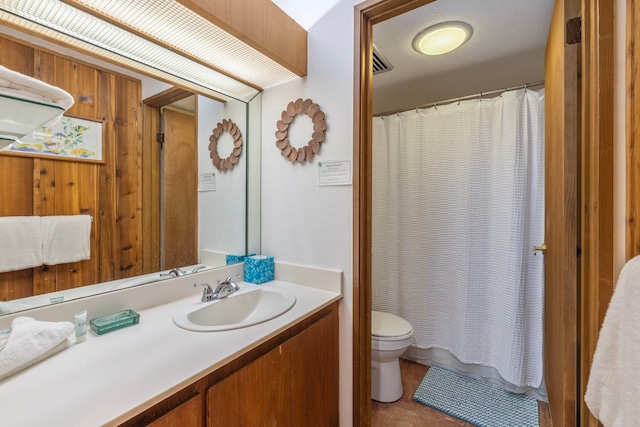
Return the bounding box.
[532,244,547,256]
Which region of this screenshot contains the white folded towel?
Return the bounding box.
[0,216,43,273]
[0,316,73,381]
[585,255,640,426]
[41,215,91,265]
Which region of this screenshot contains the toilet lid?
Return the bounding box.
[372,311,413,338]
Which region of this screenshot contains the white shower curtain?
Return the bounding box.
[372,88,545,398]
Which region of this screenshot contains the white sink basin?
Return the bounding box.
[173,286,296,332]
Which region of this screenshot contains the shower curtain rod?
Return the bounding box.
[373,80,545,117]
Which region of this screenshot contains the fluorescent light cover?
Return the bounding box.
[0,0,299,100]
[412,21,473,56]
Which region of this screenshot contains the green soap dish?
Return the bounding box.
[90,309,140,335]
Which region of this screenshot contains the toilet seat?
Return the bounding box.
[372,310,413,341]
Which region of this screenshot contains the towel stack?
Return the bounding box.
[0,215,91,273]
[0,316,74,381]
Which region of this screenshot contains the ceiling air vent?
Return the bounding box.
[372,44,394,75]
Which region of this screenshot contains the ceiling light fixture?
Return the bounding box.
[412,21,473,56]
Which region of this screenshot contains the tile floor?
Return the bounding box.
[371,359,552,426]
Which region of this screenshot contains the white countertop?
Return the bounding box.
[0,280,341,427]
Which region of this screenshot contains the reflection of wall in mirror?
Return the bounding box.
[0,34,143,303]
[198,96,248,259]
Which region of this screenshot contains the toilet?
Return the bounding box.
[371,310,414,402]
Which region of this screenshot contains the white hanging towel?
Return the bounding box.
[0,316,73,381]
[41,215,91,265]
[0,216,43,273]
[585,255,640,426]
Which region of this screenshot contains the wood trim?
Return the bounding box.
[144,87,194,109]
[176,0,307,77]
[580,1,615,426]
[353,8,372,425]
[142,104,161,274]
[628,0,640,259]
[353,1,435,426]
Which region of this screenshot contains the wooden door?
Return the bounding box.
[162,108,197,269]
[543,0,580,425]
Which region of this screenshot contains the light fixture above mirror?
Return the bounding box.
[412,21,473,56]
[0,0,300,101]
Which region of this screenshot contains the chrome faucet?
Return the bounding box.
[161,267,186,278]
[194,273,241,302]
[212,273,241,299]
[193,273,240,302]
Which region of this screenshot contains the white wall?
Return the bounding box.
[261,1,355,424]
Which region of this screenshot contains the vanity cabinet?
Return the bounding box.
[207,302,339,426]
[119,302,338,427]
[146,395,202,427]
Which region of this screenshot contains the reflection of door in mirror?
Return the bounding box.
[161,107,197,269]
[142,88,197,274]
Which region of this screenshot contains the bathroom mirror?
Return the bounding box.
[0,25,262,316]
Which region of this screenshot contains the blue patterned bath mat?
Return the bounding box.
[412,366,539,427]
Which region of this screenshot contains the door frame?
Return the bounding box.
[352,1,614,426]
[142,87,196,274]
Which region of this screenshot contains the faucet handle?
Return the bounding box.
[161,267,186,277]
[222,273,242,290]
[223,273,241,283]
[191,265,207,274]
[194,282,213,302]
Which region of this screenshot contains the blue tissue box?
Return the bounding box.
[226,253,256,265]
[226,254,246,265]
[244,255,274,284]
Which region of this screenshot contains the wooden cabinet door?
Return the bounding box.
[289,309,339,427]
[207,344,291,427]
[146,395,202,427]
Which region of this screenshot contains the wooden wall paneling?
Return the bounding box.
[32,158,58,296]
[1,35,143,301]
[0,36,34,73]
[580,1,615,425]
[142,105,161,274]
[97,73,118,282]
[53,161,100,290]
[629,0,640,259]
[114,75,143,278]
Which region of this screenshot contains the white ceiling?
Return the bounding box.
[373,0,555,114]
[272,0,554,114]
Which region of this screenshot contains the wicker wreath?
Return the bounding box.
[275,98,327,162]
[208,118,243,171]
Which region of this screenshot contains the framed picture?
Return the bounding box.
[1,115,105,163]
